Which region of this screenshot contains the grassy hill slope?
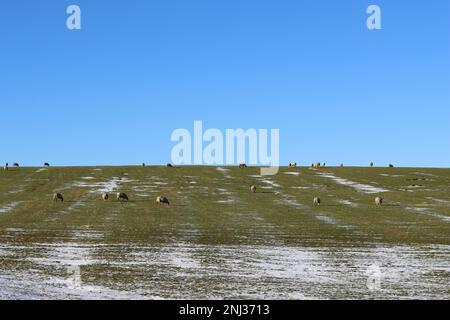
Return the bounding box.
[0,166,449,299]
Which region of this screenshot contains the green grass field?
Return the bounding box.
[0,165,449,299]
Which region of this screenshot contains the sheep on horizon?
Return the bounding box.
[239,163,247,168]
[288,162,297,167]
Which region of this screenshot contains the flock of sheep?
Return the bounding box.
[4,161,387,207]
[52,191,170,205]
[247,162,385,206]
[248,183,383,207]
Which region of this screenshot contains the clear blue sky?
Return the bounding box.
[1,0,449,167]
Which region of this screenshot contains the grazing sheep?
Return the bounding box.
[53,193,64,202]
[250,185,257,193]
[389,164,394,168]
[44,163,50,167]
[13,163,19,167]
[313,162,321,168]
[288,162,297,167]
[156,196,170,205]
[3,163,8,171]
[102,193,109,201]
[313,197,321,206]
[166,163,173,167]
[116,192,129,201]
[375,197,383,206]
[239,163,247,168]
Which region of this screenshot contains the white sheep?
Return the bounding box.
[117,192,129,201]
[53,193,64,202]
[313,197,321,206]
[156,196,170,205]
[375,197,383,206]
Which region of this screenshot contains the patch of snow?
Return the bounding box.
[314,214,352,229]
[216,188,232,195]
[379,174,403,177]
[1,242,449,299]
[317,172,388,194]
[67,177,133,193]
[411,172,437,177]
[405,207,450,223]
[59,201,86,214]
[337,199,359,207]
[274,197,303,208]
[284,172,300,176]
[0,202,22,214]
[426,197,450,205]
[217,167,233,179]
[28,243,101,267]
[8,188,24,194]
[261,179,281,188]
[216,199,239,205]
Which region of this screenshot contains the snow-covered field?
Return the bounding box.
[0,241,448,299]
